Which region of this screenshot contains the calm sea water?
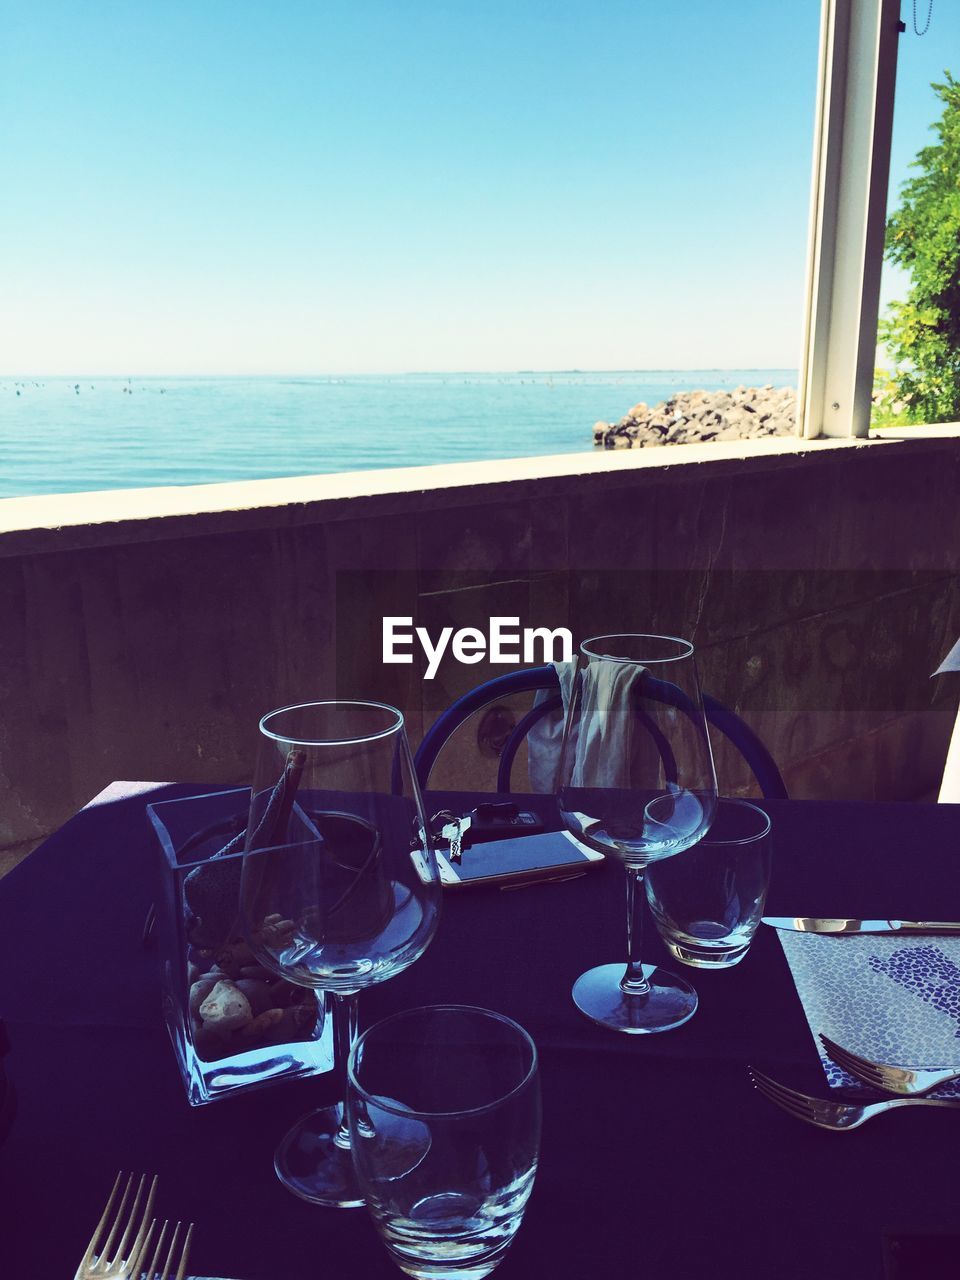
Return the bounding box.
[0,370,797,498]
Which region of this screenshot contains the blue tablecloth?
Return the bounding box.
[2,783,959,1279]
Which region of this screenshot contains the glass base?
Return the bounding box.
[663,936,752,968]
[274,1105,365,1207]
[572,962,698,1034]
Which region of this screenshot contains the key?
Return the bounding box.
[439,821,459,862]
[441,815,471,864]
[456,814,472,861]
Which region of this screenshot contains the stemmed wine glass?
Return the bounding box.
[240,700,441,1207]
[556,635,717,1033]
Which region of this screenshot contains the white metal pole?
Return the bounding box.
[799,0,902,439]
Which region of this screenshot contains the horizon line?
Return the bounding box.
[1,366,800,380]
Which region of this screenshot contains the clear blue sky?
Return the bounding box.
[0,1,956,375]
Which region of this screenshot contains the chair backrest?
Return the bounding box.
[414,664,788,799]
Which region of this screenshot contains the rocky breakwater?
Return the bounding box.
[593,385,797,449]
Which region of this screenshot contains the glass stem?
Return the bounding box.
[621,867,650,996]
[332,990,360,1150]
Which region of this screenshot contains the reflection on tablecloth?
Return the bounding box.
[778,931,960,1096]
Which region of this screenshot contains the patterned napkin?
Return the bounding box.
[777,931,960,1096]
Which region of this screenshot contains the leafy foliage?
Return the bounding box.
[878,73,960,423]
[870,367,912,426]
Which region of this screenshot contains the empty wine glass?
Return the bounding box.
[556,635,717,1033]
[240,700,441,1207]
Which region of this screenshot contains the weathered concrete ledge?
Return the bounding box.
[2,427,959,856]
[2,428,959,558]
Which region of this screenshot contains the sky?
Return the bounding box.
[0,1,957,376]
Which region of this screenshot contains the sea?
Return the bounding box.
[0,370,797,499]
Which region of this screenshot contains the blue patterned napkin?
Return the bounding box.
[777,932,960,1097]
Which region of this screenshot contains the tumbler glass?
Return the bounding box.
[347,1005,540,1280]
[645,797,771,968]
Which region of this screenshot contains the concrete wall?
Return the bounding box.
[2,431,958,863]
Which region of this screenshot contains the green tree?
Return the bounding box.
[879,73,960,423]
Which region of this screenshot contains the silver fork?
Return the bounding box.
[748,1067,960,1131]
[75,1172,158,1279]
[75,1173,194,1280]
[139,1218,194,1280]
[819,1033,960,1096]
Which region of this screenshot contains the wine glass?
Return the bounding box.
[556,634,717,1033]
[240,700,441,1207]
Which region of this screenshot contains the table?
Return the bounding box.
[2,783,959,1279]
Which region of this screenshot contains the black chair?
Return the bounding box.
[414,664,788,799]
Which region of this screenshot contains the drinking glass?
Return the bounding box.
[645,797,772,968]
[240,700,441,1207]
[347,1005,540,1280]
[556,634,717,1033]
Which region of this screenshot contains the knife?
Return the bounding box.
[762,917,960,935]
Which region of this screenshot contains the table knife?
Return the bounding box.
[762,916,960,935]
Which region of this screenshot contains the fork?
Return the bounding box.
[138,1218,194,1280]
[819,1032,960,1096]
[748,1067,960,1131]
[75,1172,193,1280]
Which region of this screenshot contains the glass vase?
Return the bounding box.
[148,787,334,1105]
